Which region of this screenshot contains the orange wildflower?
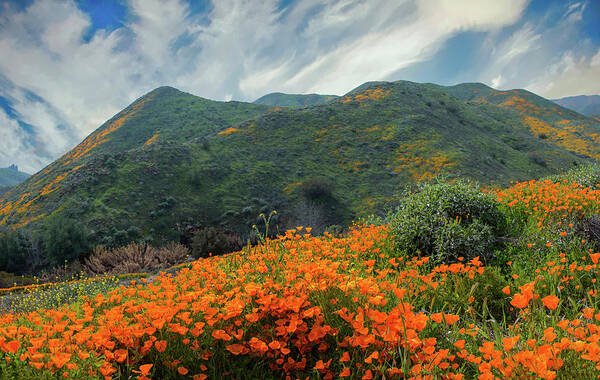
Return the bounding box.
[154,340,167,353]
[511,293,530,309]
[178,366,189,375]
[541,295,559,310]
[133,364,153,376]
[226,344,246,355]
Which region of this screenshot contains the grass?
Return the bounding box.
[2,167,600,378]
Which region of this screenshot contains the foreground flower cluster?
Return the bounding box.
[2,178,600,379]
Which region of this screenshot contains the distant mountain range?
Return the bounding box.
[552,95,600,117]
[2,80,600,246]
[0,165,30,187]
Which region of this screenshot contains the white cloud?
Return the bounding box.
[535,48,600,98]
[0,108,47,174]
[496,24,541,66]
[491,75,503,89]
[591,49,600,66]
[564,1,587,22]
[477,23,543,89]
[0,0,531,171]
[249,0,530,95]
[475,1,599,98]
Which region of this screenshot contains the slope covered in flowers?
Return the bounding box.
[4,173,600,379]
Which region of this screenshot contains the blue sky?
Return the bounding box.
[0,0,598,173]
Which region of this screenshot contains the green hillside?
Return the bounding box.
[1,80,599,247]
[253,92,338,107]
[0,165,30,187]
[441,83,600,160]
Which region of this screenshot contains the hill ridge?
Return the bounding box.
[254,92,339,107]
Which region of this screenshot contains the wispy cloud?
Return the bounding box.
[536,48,600,99]
[478,0,599,99]
[564,2,586,22]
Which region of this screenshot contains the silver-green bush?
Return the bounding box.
[389,181,507,264]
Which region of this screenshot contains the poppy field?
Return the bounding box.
[3,171,600,379]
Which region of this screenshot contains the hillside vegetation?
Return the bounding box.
[1,80,600,269]
[253,92,339,107]
[3,165,600,378]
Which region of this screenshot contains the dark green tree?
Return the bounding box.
[0,230,27,274]
[42,215,91,267]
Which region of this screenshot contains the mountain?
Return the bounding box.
[552,95,600,117]
[253,92,338,107]
[0,165,30,187]
[2,81,599,246]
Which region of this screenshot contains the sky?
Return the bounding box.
[0,0,598,174]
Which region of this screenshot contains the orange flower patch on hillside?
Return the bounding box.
[342,88,391,105]
[12,213,46,229]
[470,96,489,104]
[0,225,486,379]
[39,172,68,197]
[523,116,600,159]
[144,134,159,146]
[392,137,456,181]
[60,93,156,166]
[0,164,85,227]
[282,181,302,195]
[496,178,600,221]
[499,96,545,116]
[218,127,240,135]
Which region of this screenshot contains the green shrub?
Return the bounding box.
[324,224,344,237]
[577,215,600,250]
[389,181,507,264]
[0,231,28,274]
[546,163,600,189]
[432,218,495,264]
[299,177,334,202]
[42,215,91,267]
[528,152,547,167]
[191,227,230,258]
